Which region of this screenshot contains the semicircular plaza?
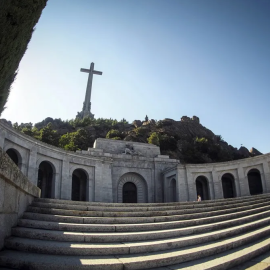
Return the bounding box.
[1,120,269,203]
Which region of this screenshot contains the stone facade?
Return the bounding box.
[0,120,269,203]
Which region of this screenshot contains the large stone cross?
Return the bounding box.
[80,62,102,118]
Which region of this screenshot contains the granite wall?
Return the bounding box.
[0,147,40,250]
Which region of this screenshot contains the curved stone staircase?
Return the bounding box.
[1,194,270,269]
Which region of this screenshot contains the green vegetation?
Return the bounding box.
[147,132,160,146]
[12,116,253,164]
[106,129,121,139]
[0,0,47,115]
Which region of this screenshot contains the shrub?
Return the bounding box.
[106,129,120,139]
[147,132,160,146]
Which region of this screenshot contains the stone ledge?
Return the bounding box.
[0,147,40,198]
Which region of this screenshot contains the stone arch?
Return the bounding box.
[37,160,55,198]
[118,173,148,203]
[221,173,236,198]
[248,168,263,195]
[71,168,89,201]
[169,178,177,202]
[196,175,210,200]
[5,148,22,169]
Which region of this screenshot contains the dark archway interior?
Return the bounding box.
[222,174,235,198]
[123,182,137,203]
[6,149,19,166]
[38,161,53,198]
[170,179,177,202]
[248,169,263,195]
[72,169,87,201]
[196,176,210,200]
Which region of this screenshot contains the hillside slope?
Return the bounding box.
[6,115,261,164]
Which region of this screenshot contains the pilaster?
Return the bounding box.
[262,161,270,193]
[237,167,250,196]
[177,166,189,201]
[60,158,71,200]
[94,161,113,202]
[27,146,37,185]
[212,171,223,199]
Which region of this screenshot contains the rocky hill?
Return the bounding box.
[6,115,262,164]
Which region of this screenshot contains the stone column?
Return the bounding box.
[154,162,166,203]
[186,168,196,201]
[262,161,270,193]
[20,159,28,176]
[177,166,189,202]
[27,146,37,185]
[94,161,113,202]
[208,173,215,200]
[263,161,270,193]
[60,158,71,200]
[0,128,6,149]
[53,171,61,199]
[86,166,95,202]
[234,174,241,197]
[212,171,223,199]
[237,167,250,196]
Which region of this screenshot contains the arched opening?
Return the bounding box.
[248,169,263,195]
[72,169,88,201]
[196,176,210,200]
[6,148,20,168]
[169,178,177,202]
[38,161,54,198]
[118,173,148,203]
[123,182,137,203]
[221,173,236,198]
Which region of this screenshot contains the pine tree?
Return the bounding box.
[0,0,48,114]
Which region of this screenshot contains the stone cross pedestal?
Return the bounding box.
[76,62,102,119]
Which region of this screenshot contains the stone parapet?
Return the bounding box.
[0,147,40,250]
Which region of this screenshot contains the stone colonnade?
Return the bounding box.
[163,158,270,202]
[1,120,270,203]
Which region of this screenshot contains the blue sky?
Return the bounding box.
[2,0,270,153]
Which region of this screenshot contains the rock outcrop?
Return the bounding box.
[9,115,262,164]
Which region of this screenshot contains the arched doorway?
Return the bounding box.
[117,173,148,203]
[196,176,210,200]
[6,148,21,168]
[123,182,137,203]
[72,169,88,201]
[169,178,177,202]
[221,173,236,198]
[38,161,54,198]
[248,169,263,195]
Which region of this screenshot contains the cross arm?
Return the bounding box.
[80,68,102,75]
[93,70,102,75]
[80,68,90,73]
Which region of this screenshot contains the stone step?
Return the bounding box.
[22,201,270,225]
[110,227,270,270]
[1,225,270,269]
[26,198,270,218]
[11,215,270,244]
[6,216,270,255]
[32,194,270,212]
[228,251,270,270]
[34,194,270,208]
[18,208,270,233]
[24,199,270,221]
[148,238,270,270]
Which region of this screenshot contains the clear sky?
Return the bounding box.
[2,0,270,153]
